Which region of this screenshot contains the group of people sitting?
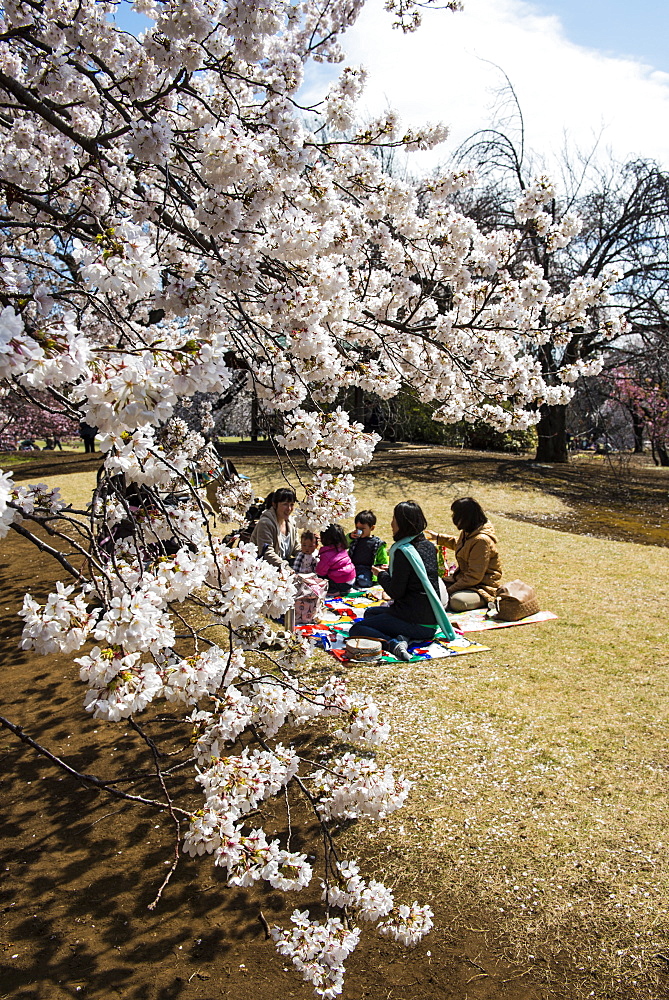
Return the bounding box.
[291,511,389,593]
[250,488,502,662]
[250,489,388,593]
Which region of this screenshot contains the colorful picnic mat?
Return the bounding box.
[449,608,558,632]
[295,588,557,662]
[296,590,489,663]
[295,621,489,663]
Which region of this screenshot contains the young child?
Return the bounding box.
[347,510,389,589]
[292,530,319,574]
[316,524,356,595]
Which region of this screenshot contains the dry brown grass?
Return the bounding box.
[336,524,669,998]
[16,445,669,998]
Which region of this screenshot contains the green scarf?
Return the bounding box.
[388,535,456,641]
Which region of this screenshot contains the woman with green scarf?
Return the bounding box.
[347,501,455,661]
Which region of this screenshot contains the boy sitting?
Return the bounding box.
[347,510,389,589]
[292,530,319,574]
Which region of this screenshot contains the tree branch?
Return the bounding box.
[0,714,192,817]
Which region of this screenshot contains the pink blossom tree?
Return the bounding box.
[611,367,669,465]
[0,388,79,449]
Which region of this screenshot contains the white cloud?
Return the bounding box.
[303,0,669,175]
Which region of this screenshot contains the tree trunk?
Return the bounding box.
[535,402,569,462]
[250,391,259,443]
[631,409,645,453]
[353,386,364,426]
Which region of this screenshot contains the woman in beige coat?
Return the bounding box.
[426,497,502,612]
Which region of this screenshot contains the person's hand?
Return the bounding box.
[374,563,388,573]
[424,529,438,542]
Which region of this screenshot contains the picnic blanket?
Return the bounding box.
[296,620,489,663]
[449,608,558,632]
[294,588,557,661]
[296,590,489,663]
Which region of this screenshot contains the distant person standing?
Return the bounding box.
[80,421,98,453]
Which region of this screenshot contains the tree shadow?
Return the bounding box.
[357,448,669,546]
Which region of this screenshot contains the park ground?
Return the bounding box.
[1,445,669,1000]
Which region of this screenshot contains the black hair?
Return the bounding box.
[265,487,297,509]
[355,509,377,528]
[392,501,427,541]
[451,496,487,534]
[301,529,318,542]
[319,524,347,551]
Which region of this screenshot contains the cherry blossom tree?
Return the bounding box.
[609,367,669,466]
[454,99,668,463]
[0,0,625,994]
[0,387,79,447]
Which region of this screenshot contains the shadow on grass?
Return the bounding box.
[356,448,669,547]
[0,529,296,1000]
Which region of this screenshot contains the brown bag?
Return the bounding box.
[495,580,540,621]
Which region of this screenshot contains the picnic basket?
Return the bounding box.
[495,580,540,621]
[344,637,383,663]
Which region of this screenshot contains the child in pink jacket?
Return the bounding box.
[316,524,356,596]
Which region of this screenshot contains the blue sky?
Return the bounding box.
[115,0,669,76]
[533,0,669,73]
[328,0,669,171]
[113,0,669,75]
[112,2,148,34]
